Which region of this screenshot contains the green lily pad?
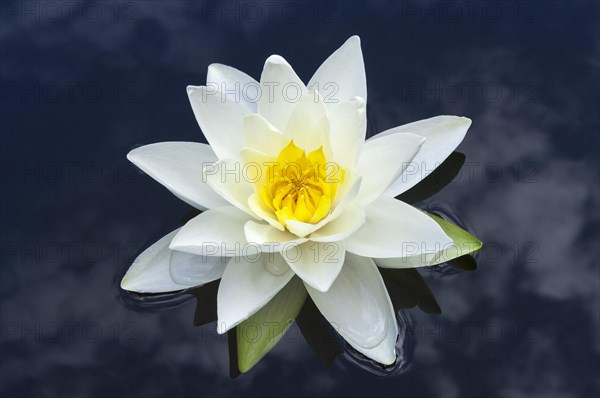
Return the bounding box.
[236,276,307,373]
[427,212,482,265]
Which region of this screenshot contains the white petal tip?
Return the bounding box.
[461,116,473,126]
[119,274,143,293]
[125,145,151,165]
[449,115,472,127]
[186,85,201,95]
[265,54,287,65]
[119,276,132,291]
[304,280,334,293]
[125,148,138,163]
[348,35,361,44]
[305,281,333,293]
[207,63,222,72]
[378,352,397,366]
[353,345,396,366]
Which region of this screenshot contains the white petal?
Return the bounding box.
[332,166,361,208]
[284,90,330,155]
[127,142,228,211]
[169,207,255,257]
[238,146,274,185]
[121,229,190,293]
[243,113,290,156]
[204,158,258,218]
[257,55,307,132]
[308,36,367,106]
[248,193,285,231]
[282,241,345,292]
[207,63,258,112]
[374,116,472,196]
[374,231,475,268]
[306,253,389,348]
[244,221,307,252]
[328,97,366,167]
[355,133,425,206]
[345,279,398,366]
[187,85,249,160]
[309,203,365,242]
[217,254,294,333]
[345,196,453,258]
[169,250,228,285]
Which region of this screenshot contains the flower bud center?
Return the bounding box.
[259,140,344,228]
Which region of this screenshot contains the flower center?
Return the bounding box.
[260,140,344,227]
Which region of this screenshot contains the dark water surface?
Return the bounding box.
[1,1,599,397]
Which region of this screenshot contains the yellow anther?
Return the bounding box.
[260,140,344,228]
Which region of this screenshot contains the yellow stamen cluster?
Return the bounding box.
[260,141,344,227]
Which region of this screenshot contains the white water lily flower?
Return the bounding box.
[121,36,472,366]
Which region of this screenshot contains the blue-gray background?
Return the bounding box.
[1,1,599,397]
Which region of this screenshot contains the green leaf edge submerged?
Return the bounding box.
[236,277,307,373]
[427,212,482,264]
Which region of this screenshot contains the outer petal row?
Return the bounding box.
[376,115,472,197]
[121,228,398,365]
[127,142,228,211]
[306,253,398,364]
[215,250,398,365]
[165,195,452,289]
[120,229,227,293]
[169,207,254,256]
[217,254,294,334]
[345,195,453,258]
